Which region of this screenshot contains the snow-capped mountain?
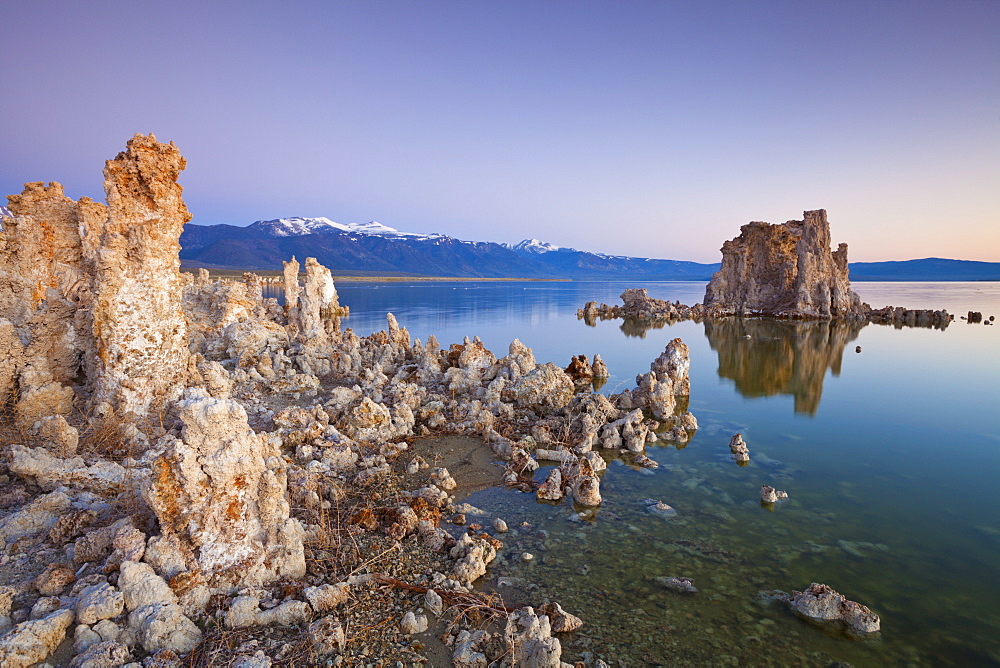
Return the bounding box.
[249,217,429,238]
[179,216,722,279]
[248,217,340,237]
[510,238,564,254]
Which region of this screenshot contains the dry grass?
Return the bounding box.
[77,411,132,461]
[0,389,30,449]
[299,468,410,580]
[186,617,314,667]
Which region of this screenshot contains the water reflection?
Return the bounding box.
[580,314,691,338]
[704,317,865,415]
[619,316,674,338]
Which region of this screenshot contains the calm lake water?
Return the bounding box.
[334,281,1000,666]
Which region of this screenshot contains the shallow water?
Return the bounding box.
[336,281,1000,666]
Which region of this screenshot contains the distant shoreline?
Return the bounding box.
[180,267,570,282]
[180,267,998,283]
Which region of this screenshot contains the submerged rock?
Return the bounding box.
[656,576,698,594]
[644,499,678,519]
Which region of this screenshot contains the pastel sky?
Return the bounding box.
[2,0,997,263]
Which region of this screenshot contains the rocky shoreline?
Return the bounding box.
[1,136,892,667]
[3,135,595,666]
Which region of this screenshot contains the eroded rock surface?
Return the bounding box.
[0,608,75,668]
[704,209,863,318]
[2,134,192,421]
[788,583,881,635]
[143,392,305,590]
[89,134,192,416]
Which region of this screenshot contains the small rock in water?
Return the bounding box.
[521,552,534,562]
[454,503,488,516]
[729,433,750,464]
[634,454,659,469]
[855,346,862,353]
[656,576,698,594]
[538,601,584,633]
[761,485,788,504]
[643,498,678,519]
[788,582,880,635]
[492,518,508,533]
[536,468,564,501]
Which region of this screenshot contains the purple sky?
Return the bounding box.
[2,0,997,263]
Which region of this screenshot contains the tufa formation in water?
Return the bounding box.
[704,209,863,318]
[579,209,952,328]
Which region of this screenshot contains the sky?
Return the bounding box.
[1,0,998,263]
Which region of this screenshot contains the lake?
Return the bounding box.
[334,280,1000,666]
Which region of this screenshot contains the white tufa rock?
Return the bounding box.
[0,609,75,668]
[399,610,428,634]
[761,485,788,503]
[143,392,305,589]
[303,583,350,614]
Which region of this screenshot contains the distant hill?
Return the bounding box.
[849,258,1000,281]
[180,218,721,280]
[180,218,998,281]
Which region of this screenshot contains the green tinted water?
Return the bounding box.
[336,281,1000,666]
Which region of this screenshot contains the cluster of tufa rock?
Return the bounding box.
[0,135,686,666]
[728,433,750,464]
[579,210,951,328]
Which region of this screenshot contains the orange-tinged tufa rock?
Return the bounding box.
[704,209,865,319]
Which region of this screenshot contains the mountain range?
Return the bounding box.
[179,217,1000,281]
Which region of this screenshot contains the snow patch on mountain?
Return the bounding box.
[249,216,432,238]
[249,217,338,236]
[511,238,564,253]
